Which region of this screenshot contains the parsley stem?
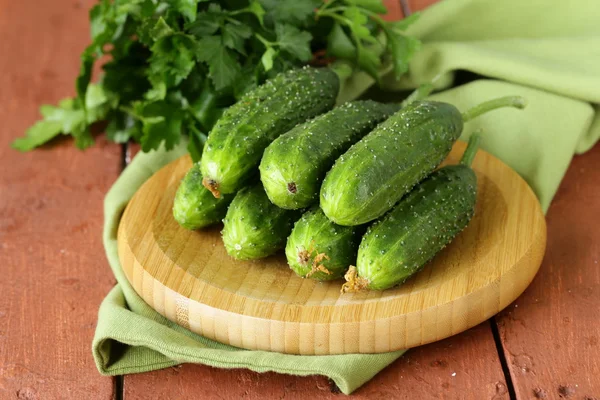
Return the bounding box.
[255,33,275,47]
[361,9,393,37]
[229,8,251,16]
[316,10,364,67]
[319,6,346,14]
[315,10,351,26]
[317,0,340,13]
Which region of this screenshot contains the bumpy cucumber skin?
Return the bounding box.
[173,163,233,230]
[222,185,300,260]
[285,208,362,281]
[357,165,477,290]
[260,101,400,210]
[201,67,339,195]
[320,101,463,226]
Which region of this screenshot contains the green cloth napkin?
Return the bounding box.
[93,0,600,394]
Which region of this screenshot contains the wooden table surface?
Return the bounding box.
[0,0,598,399]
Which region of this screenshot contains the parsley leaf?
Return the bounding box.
[327,23,356,59]
[222,22,252,55]
[18,0,422,153]
[101,41,151,104]
[247,0,266,26]
[387,32,420,79]
[147,19,199,93]
[357,47,382,82]
[261,47,276,71]
[343,6,377,43]
[171,0,201,22]
[196,35,241,90]
[275,24,312,62]
[12,84,112,151]
[260,0,319,25]
[186,4,223,36]
[134,100,184,151]
[12,113,64,151]
[106,111,140,143]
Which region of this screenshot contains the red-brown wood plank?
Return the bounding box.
[408,0,442,12]
[124,322,508,399]
[383,0,405,20]
[0,0,120,398]
[496,144,600,400]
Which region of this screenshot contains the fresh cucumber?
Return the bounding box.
[173,163,233,230]
[201,67,339,198]
[260,101,400,209]
[285,208,363,281]
[222,184,300,260]
[320,96,526,226]
[259,84,434,210]
[342,133,482,292]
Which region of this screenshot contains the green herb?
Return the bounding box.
[13,0,420,153]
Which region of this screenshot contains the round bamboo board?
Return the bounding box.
[118,141,546,355]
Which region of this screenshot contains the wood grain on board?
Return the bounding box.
[118,142,546,354]
[0,0,118,398]
[496,143,600,399]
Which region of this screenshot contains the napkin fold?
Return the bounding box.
[93,0,600,394]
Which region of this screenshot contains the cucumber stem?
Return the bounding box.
[341,266,369,293]
[461,96,526,122]
[460,131,482,167]
[202,177,221,198]
[401,82,434,107]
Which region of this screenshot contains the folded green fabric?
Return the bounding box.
[93,0,600,394]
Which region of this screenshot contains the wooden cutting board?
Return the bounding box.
[117,141,546,355]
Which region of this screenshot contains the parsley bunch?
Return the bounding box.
[13,0,420,156]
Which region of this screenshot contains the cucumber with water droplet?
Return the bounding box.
[342,133,482,292]
[201,67,339,198]
[222,184,300,260]
[259,84,434,210]
[285,208,363,281]
[321,96,526,226]
[173,163,233,230]
[260,100,399,209]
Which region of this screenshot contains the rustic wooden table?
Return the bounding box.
[1,1,598,399]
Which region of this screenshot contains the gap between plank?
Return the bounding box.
[113,143,130,400]
[114,375,124,400]
[399,0,412,16]
[490,319,517,400]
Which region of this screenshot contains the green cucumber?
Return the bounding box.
[173,163,233,230]
[259,84,434,210]
[222,184,300,260]
[320,96,526,226]
[201,67,339,198]
[342,133,482,292]
[285,208,363,281]
[260,101,400,209]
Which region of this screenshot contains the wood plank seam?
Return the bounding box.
[399,0,412,16]
[490,319,517,400]
[113,144,130,400]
